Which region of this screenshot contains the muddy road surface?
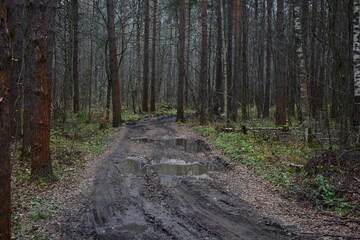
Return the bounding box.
[61,115,300,240]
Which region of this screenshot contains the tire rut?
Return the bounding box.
[61,115,302,240]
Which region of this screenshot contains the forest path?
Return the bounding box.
[58,115,308,240]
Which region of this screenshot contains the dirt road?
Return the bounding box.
[60,115,305,240]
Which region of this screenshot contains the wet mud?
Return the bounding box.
[60,115,307,240]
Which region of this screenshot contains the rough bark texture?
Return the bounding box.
[275,0,287,126]
[150,0,157,112]
[24,0,55,179]
[142,0,150,112]
[199,0,208,124]
[72,0,79,113]
[106,0,122,127]
[176,0,185,122]
[0,2,12,238]
[231,0,241,121]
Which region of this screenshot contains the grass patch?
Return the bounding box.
[11,112,118,239]
[195,121,358,215]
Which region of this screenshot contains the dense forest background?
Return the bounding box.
[1,0,360,238]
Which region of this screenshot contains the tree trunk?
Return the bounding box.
[150,0,157,112]
[275,0,287,126]
[24,0,55,180]
[72,0,79,113]
[309,0,320,119]
[200,0,208,124]
[0,2,12,238]
[214,0,223,116]
[354,0,360,126]
[226,0,234,119]
[231,0,241,121]
[176,0,185,122]
[263,0,272,117]
[106,0,122,127]
[241,0,248,119]
[135,0,142,113]
[142,0,150,112]
[7,0,24,139]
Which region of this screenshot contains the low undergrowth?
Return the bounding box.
[195,122,359,217]
[11,117,113,239]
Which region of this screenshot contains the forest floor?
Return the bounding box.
[12,114,360,240]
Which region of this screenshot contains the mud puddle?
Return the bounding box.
[120,158,226,176]
[100,223,147,234]
[131,137,202,153]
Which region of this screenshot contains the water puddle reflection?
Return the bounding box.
[101,223,148,234]
[120,158,226,177]
[131,137,202,153]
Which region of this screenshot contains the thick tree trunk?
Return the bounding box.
[150,0,157,112]
[106,0,122,127]
[142,0,150,112]
[0,2,12,238]
[263,0,272,117]
[24,0,55,180]
[176,0,185,122]
[200,0,208,124]
[275,0,287,126]
[231,0,241,121]
[72,0,79,113]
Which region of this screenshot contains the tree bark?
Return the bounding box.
[226,0,234,119]
[214,0,223,116]
[150,0,157,112]
[354,0,360,126]
[0,1,12,238]
[7,0,24,139]
[106,0,122,127]
[263,0,272,117]
[72,0,79,113]
[275,0,287,126]
[176,0,185,122]
[200,0,208,124]
[142,0,150,112]
[231,0,241,121]
[24,0,55,180]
